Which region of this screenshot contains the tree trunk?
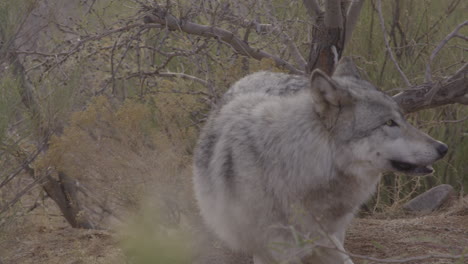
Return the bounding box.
[306,0,346,75]
[11,55,95,229]
[42,172,94,229]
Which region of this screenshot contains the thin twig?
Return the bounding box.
[0,175,47,215]
[345,0,365,45]
[421,116,468,128]
[0,144,46,189]
[158,72,210,87]
[425,20,468,82]
[376,0,411,87]
[124,70,210,87]
[225,17,307,71]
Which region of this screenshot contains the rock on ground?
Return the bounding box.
[403,184,455,214]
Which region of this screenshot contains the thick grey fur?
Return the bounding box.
[193,57,447,264]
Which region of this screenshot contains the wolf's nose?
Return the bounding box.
[436,143,448,157]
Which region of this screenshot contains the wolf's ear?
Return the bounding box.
[333,57,361,79]
[310,69,352,119]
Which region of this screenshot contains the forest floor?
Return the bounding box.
[1,197,467,264]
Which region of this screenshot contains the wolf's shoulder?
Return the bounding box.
[222,71,309,104]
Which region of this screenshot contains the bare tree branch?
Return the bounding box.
[143,8,302,74]
[226,17,307,71]
[425,20,468,82]
[345,0,365,45]
[307,0,346,74]
[376,0,411,87]
[303,0,323,17]
[0,175,46,216]
[0,145,44,189]
[325,0,344,28]
[125,71,210,87]
[281,31,308,71]
[394,63,468,113]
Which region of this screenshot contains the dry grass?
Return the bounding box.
[0,198,124,264]
[347,196,468,264]
[31,95,198,228]
[0,196,466,264]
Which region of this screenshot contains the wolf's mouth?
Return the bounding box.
[390,160,434,175]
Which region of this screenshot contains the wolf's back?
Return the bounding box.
[221,71,308,104]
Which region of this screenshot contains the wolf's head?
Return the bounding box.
[309,58,447,175]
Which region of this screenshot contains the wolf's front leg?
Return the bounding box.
[254,234,354,264]
[253,255,268,264]
[300,234,354,264]
[253,253,280,264]
[328,235,354,264]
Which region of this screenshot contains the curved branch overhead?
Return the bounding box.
[143,7,303,75]
[394,63,468,113]
[140,1,467,112]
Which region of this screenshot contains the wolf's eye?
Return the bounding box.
[385,119,398,127]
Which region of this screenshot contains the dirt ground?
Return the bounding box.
[1,199,467,264]
[347,211,468,263]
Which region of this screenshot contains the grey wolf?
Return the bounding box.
[193,58,447,263]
